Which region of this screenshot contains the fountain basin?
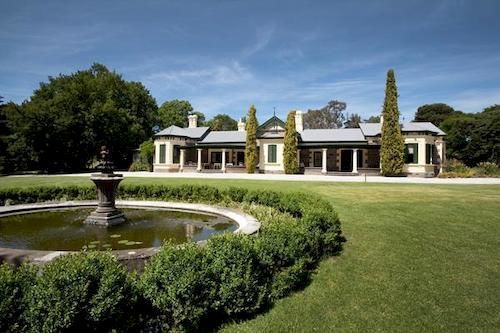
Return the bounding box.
[0,200,260,266]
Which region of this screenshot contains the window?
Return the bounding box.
[159,144,166,164]
[173,145,180,164]
[404,144,418,164]
[357,150,363,168]
[313,151,322,167]
[268,145,277,163]
[426,144,433,164]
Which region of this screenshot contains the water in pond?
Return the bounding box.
[0,208,237,251]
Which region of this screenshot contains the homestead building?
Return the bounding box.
[153,112,446,177]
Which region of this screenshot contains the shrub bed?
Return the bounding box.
[0,184,344,332]
[439,160,500,178]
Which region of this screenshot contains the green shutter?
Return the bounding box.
[413,144,418,164]
[426,144,433,164]
[268,145,277,163]
[159,144,166,164]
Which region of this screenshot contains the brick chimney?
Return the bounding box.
[188,114,198,128]
[295,110,304,132]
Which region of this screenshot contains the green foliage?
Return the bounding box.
[380,69,405,176]
[141,242,212,332]
[0,264,36,333]
[128,160,151,171]
[344,113,362,128]
[303,100,346,129]
[128,138,155,171]
[205,234,270,316]
[157,99,194,128]
[245,105,258,173]
[26,252,136,333]
[365,115,381,123]
[0,184,344,332]
[283,111,299,174]
[3,63,158,172]
[439,159,500,178]
[206,114,238,131]
[414,103,455,126]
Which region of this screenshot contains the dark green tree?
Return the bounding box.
[157,100,193,128]
[206,114,238,131]
[245,105,258,173]
[380,69,405,176]
[414,103,455,126]
[365,115,381,123]
[4,63,158,172]
[303,100,346,129]
[344,113,362,128]
[283,111,299,174]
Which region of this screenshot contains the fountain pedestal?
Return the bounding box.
[85,173,126,226]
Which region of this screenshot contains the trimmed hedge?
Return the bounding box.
[0,184,344,332]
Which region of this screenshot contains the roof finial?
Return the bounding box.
[273,107,277,132]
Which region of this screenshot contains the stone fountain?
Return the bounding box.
[85,146,126,226]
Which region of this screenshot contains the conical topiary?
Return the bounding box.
[245,105,258,173]
[380,69,405,176]
[283,111,299,174]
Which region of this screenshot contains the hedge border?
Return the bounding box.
[0,184,344,332]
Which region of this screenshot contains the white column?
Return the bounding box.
[221,149,227,173]
[352,149,358,173]
[418,141,426,165]
[322,148,327,174]
[154,143,160,164]
[197,149,202,172]
[179,149,185,172]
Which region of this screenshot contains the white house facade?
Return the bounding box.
[153,112,446,177]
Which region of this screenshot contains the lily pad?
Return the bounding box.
[134,241,143,245]
[110,234,121,238]
[89,240,100,244]
[117,240,129,244]
[87,244,96,249]
[125,241,136,246]
[102,244,112,248]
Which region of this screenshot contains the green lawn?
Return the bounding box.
[1,176,499,332]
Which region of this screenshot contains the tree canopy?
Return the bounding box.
[303,100,346,129]
[365,115,381,123]
[344,113,362,128]
[414,103,455,126]
[206,114,237,131]
[380,69,405,176]
[157,100,194,128]
[245,105,258,173]
[2,63,158,172]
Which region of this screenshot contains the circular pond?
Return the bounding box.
[0,207,237,251]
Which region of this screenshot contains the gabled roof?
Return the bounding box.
[257,116,285,131]
[359,122,446,136]
[299,128,366,142]
[155,125,210,139]
[199,131,246,144]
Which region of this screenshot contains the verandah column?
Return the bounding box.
[197,149,202,172]
[221,148,227,173]
[322,148,327,174]
[352,149,358,173]
[179,149,185,172]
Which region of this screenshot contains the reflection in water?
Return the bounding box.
[0,208,237,251]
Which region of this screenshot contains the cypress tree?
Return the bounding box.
[283,111,299,174]
[245,105,258,173]
[380,69,405,176]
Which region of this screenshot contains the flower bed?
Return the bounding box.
[0,184,344,332]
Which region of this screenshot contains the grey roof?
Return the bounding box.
[359,122,446,136]
[199,131,246,144]
[299,128,366,142]
[155,126,210,139]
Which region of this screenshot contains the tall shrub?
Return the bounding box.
[380,69,405,176]
[283,111,299,174]
[245,105,258,173]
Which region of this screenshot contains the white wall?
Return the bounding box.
[258,138,284,172]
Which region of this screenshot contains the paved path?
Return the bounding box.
[28,171,500,185]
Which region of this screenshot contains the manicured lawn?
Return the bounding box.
[1,176,499,332]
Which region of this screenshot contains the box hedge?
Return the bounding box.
[0,184,344,332]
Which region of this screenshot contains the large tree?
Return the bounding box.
[344,113,362,128]
[365,115,381,123]
[157,100,193,128]
[283,111,299,174]
[4,63,158,172]
[245,105,258,173]
[206,114,237,131]
[303,100,346,129]
[414,103,455,126]
[380,69,405,176]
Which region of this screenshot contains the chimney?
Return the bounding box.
[238,118,246,132]
[188,114,198,128]
[295,110,304,132]
[380,114,384,125]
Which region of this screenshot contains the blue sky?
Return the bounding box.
[1,0,500,121]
